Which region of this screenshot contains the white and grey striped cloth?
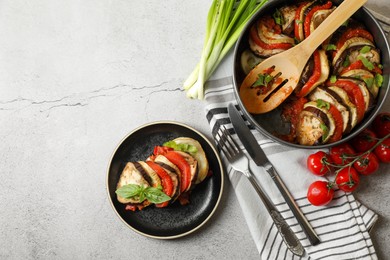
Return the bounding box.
[203,52,378,259]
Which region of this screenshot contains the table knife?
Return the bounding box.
[228,103,320,246]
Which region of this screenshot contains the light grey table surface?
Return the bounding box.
[1,0,389,259]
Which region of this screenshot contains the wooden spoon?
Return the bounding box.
[240,0,367,114]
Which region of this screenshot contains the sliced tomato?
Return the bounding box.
[146,161,174,208]
[294,2,310,41]
[164,151,192,193]
[340,60,383,75]
[330,79,365,123]
[250,25,292,50]
[304,1,333,38]
[336,28,374,50]
[153,146,173,156]
[297,50,321,97]
[327,104,344,143]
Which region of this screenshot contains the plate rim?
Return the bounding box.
[106,120,225,239]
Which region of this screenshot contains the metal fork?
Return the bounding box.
[215,126,304,256]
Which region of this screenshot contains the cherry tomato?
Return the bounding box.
[307,151,332,176]
[329,143,356,165]
[353,152,380,175]
[335,167,360,192]
[374,138,390,163]
[350,129,378,152]
[307,181,334,206]
[372,112,390,138]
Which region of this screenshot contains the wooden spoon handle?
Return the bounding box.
[301,0,367,52]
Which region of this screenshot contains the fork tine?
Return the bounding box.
[220,125,240,154]
[215,128,231,160]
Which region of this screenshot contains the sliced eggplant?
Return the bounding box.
[172,137,209,184]
[153,155,181,202]
[304,100,336,143]
[116,162,150,204]
[297,49,329,97]
[136,161,162,188]
[296,110,327,145]
[309,7,335,35]
[328,86,358,130]
[173,151,198,191]
[308,87,350,132]
[241,49,264,75]
[296,1,315,41]
[279,5,297,35]
[249,30,287,57]
[332,37,374,68]
[341,69,379,98]
[257,19,295,45]
[296,56,315,92]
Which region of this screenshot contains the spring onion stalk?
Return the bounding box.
[184,0,268,99]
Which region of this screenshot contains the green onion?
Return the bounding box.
[184,0,268,99]
[326,44,337,51]
[358,55,374,70]
[316,99,330,110]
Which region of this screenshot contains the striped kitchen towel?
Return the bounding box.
[203,52,378,259]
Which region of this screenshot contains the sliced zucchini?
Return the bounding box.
[328,86,358,130]
[241,49,264,75]
[153,155,181,202]
[173,137,209,184]
[309,7,335,35]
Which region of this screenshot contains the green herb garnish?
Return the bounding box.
[316,99,330,110]
[163,140,198,154]
[363,77,374,89]
[253,73,274,88]
[273,8,285,25]
[330,75,337,83]
[116,184,170,204]
[375,73,384,87]
[342,55,350,67]
[358,56,374,70]
[320,123,329,142]
[326,44,337,51]
[295,19,303,25]
[360,46,371,54]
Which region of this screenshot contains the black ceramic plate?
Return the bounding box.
[106,121,224,239]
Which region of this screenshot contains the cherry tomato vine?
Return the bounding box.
[306,113,390,206]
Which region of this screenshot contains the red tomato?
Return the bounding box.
[350,129,378,152]
[307,151,332,176]
[335,167,360,192]
[327,104,344,143]
[329,143,356,165]
[372,112,390,138]
[164,151,192,193]
[374,138,390,163]
[353,152,380,175]
[307,181,334,206]
[146,161,174,208]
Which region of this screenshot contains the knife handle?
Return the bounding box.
[265,164,320,246]
[244,171,304,256]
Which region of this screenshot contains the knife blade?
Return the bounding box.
[228,103,320,246]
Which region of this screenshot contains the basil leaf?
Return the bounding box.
[316,99,330,110]
[163,141,197,154]
[330,75,337,83]
[115,184,142,199]
[320,124,329,142]
[144,187,171,204]
[363,77,374,89]
[358,56,374,70]
[273,9,285,25]
[360,46,371,54]
[326,44,337,51]
[375,73,383,87]
[342,55,350,67]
